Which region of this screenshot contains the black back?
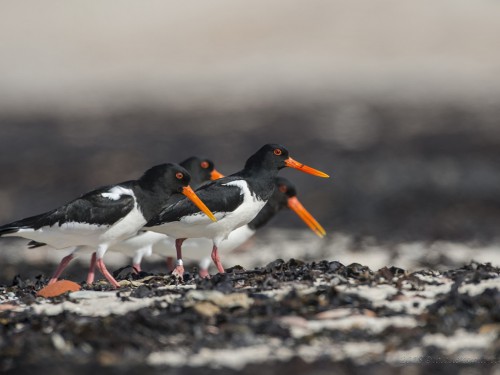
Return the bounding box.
[148,176,245,224]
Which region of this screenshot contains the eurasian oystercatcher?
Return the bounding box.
[145,143,329,277]
[195,176,326,276]
[126,176,326,277]
[0,163,216,288]
[107,156,224,273]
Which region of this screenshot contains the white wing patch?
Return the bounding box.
[101,186,133,201]
[221,180,248,193]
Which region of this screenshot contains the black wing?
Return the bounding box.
[0,185,136,235]
[147,178,245,225]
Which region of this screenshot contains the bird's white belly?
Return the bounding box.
[12,223,108,249]
[149,199,265,241]
[101,205,147,244]
[148,180,266,242]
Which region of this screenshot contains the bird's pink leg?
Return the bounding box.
[172,239,186,277]
[132,263,141,273]
[86,252,97,284]
[48,254,74,284]
[96,258,120,288]
[211,245,225,273]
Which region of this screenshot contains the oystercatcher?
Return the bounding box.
[126,176,326,277]
[107,156,224,272]
[0,163,216,287]
[195,176,326,276]
[145,143,329,277]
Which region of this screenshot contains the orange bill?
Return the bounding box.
[284,157,329,178]
[182,185,217,222]
[210,169,225,180]
[287,196,326,238]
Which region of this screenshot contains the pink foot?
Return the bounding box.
[96,258,120,288]
[199,268,210,278]
[172,265,185,278]
[132,263,141,273]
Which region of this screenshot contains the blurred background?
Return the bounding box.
[1,0,500,275]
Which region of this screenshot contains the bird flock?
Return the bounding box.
[0,144,329,288]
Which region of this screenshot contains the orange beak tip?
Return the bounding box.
[285,158,330,178]
[287,196,326,238]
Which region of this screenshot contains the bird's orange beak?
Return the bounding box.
[284,157,329,178]
[182,186,217,222]
[287,196,326,238]
[210,169,224,180]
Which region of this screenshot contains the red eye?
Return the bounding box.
[201,161,209,169]
[279,185,287,193]
[274,148,282,156]
[176,172,183,179]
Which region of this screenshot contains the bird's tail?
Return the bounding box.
[0,212,50,237]
[0,225,21,237]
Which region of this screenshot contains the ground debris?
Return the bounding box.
[0,259,499,374]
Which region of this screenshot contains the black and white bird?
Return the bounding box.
[128,176,326,277]
[106,156,224,273]
[195,176,326,276]
[145,143,329,277]
[0,163,216,288]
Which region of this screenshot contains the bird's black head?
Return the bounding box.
[244,143,329,178]
[180,156,216,188]
[137,163,217,223]
[244,143,290,174]
[138,163,191,194]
